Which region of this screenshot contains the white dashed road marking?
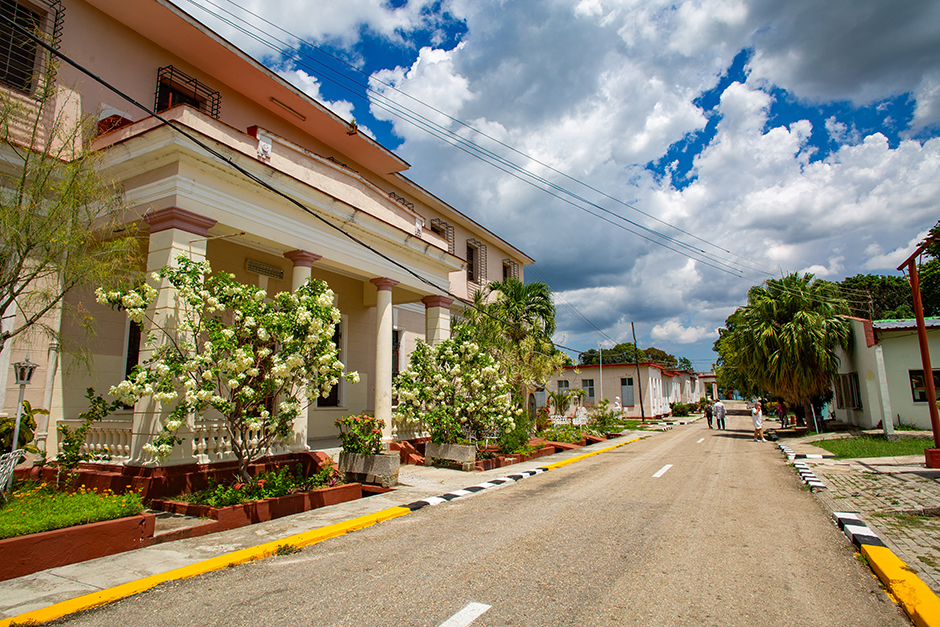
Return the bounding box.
[652,464,673,478]
[438,602,492,627]
[696,438,704,443]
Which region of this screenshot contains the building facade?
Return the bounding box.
[832,317,940,430]
[0,0,532,465]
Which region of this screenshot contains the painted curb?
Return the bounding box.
[0,436,643,626]
[832,512,940,627]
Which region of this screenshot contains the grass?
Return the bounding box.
[812,435,934,459]
[0,481,143,540]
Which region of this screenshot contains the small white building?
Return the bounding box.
[550,363,682,419]
[832,317,940,430]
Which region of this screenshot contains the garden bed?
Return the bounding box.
[0,513,155,582]
[148,482,365,541]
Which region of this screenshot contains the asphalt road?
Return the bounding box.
[50,416,908,626]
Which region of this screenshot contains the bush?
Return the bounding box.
[590,398,621,432]
[180,464,338,508]
[670,402,690,417]
[498,410,535,454]
[335,414,384,455]
[539,424,584,443]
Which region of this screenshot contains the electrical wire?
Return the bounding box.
[176,0,775,280]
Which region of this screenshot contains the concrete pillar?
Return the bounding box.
[128,208,216,466]
[284,250,321,451]
[421,295,453,345]
[371,277,398,441]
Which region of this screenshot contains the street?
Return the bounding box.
[50,417,907,626]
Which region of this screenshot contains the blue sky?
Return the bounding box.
[179,0,940,370]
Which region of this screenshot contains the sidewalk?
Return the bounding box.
[0,434,646,624]
[777,431,940,595]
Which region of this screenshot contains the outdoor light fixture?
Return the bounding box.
[9,356,38,456]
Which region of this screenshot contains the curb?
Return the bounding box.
[779,444,828,490]
[832,512,940,627]
[0,436,642,626]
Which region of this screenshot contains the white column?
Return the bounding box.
[421,295,453,345]
[371,277,399,441]
[874,344,895,437]
[128,208,216,467]
[284,250,321,451]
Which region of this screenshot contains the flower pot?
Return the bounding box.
[338,452,400,487]
[424,442,476,471]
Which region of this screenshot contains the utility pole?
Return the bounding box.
[898,236,940,467]
[599,345,603,404]
[632,322,645,421]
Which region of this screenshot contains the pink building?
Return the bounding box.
[0,0,532,465]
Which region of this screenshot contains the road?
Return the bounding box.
[51,416,908,626]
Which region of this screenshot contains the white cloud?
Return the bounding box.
[275,67,356,122]
[650,319,720,344]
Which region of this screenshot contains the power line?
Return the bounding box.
[177,0,776,280]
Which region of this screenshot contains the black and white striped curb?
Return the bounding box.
[402,468,548,511]
[832,512,886,549]
[778,443,835,461]
[793,461,827,489]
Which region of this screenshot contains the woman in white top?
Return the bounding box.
[752,401,766,442]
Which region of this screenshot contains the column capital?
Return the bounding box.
[422,295,454,310]
[370,277,400,292]
[284,249,322,267]
[145,207,216,236]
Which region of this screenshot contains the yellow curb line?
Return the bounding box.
[0,506,411,627]
[862,544,940,627]
[2,435,645,626]
[541,436,642,470]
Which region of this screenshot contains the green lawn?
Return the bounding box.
[0,482,143,540]
[812,436,934,459]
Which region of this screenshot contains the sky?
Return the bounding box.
[173,0,940,370]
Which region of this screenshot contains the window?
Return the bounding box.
[155,65,221,119]
[392,329,401,380]
[502,258,519,281]
[582,379,594,401]
[466,238,486,285]
[0,0,61,93]
[502,262,510,280]
[429,218,454,254]
[466,243,476,282]
[835,372,862,410]
[317,322,342,407]
[123,321,142,380]
[909,369,940,403]
[557,380,569,393]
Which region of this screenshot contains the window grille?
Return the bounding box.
[154,65,220,119]
[0,0,63,93]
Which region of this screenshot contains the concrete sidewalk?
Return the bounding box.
[0,434,647,623]
[777,430,940,596]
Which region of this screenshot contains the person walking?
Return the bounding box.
[752,401,766,442]
[776,401,787,427]
[704,402,713,428]
[713,399,726,430]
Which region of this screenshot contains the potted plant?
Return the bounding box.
[335,414,399,487]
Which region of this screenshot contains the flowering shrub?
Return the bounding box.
[335,414,385,455]
[97,255,359,481]
[179,464,338,508]
[393,328,520,447]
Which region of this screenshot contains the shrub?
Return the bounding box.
[335,414,384,455]
[590,398,620,432]
[669,402,690,417]
[180,464,338,508]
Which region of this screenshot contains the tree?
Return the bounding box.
[834,274,913,320]
[460,278,563,405]
[98,256,358,481]
[715,273,850,420]
[677,356,694,371]
[0,49,139,356]
[643,346,679,369]
[393,325,519,447]
[580,342,646,365]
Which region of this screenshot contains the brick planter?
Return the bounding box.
[149,483,363,536]
[338,453,400,487]
[926,448,940,469]
[0,513,156,582]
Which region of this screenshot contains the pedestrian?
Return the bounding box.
[713,399,726,430]
[776,401,787,427]
[704,402,713,428]
[752,401,765,442]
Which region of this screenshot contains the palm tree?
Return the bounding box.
[717,273,851,422]
[461,277,561,406]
